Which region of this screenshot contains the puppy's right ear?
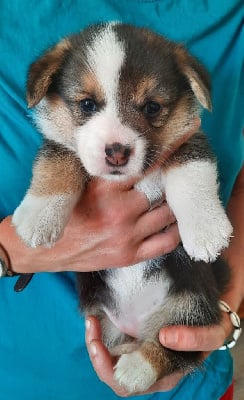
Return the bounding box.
[27,39,71,108]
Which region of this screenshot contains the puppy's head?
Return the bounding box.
[27,23,211,180]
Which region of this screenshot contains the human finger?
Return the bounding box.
[159,313,231,352]
[86,317,185,396]
[85,317,129,397]
[135,203,176,238]
[135,223,180,262]
[81,178,155,222]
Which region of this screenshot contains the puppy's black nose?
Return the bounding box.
[105,142,131,167]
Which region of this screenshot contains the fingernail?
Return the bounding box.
[85,319,91,331]
[90,342,97,357]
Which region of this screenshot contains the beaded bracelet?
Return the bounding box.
[219,300,242,350]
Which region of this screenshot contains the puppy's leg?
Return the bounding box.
[114,340,160,393]
[114,340,192,394]
[162,134,232,262]
[13,141,85,247]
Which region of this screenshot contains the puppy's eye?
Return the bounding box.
[144,101,161,117]
[80,98,97,113]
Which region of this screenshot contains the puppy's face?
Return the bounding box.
[28,23,211,180]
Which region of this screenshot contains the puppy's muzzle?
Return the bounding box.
[105,142,131,167]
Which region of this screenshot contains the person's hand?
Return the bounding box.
[0,176,180,274]
[159,309,232,353]
[85,316,185,397]
[85,303,234,397]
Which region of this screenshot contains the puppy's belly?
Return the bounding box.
[104,262,171,337]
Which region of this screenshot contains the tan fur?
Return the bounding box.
[133,76,158,105]
[27,39,72,108]
[63,71,105,104]
[140,341,170,378]
[30,152,84,196]
[80,72,105,103]
[161,95,198,149]
[43,96,75,141]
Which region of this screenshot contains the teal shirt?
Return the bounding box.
[0,1,243,399]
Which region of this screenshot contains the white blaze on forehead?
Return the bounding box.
[75,25,148,180]
[86,25,125,105]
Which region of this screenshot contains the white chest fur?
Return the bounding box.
[104,262,171,338]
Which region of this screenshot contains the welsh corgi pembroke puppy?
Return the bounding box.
[13,23,232,393]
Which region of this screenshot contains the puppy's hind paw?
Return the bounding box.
[114,351,158,394]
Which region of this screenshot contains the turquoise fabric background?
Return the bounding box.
[0,1,243,399]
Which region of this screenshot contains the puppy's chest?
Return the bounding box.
[103,262,171,337]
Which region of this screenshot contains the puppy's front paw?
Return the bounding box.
[12,193,76,247]
[180,210,233,262]
[114,351,157,394]
[165,160,233,263]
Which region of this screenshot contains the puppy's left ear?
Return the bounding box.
[175,46,212,111]
[27,39,71,108]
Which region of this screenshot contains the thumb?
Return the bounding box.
[159,324,228,352]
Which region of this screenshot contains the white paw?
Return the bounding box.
[114,351,157,393]
[12,193,76,247]
[164,160,233,262]
[180,210,233,262]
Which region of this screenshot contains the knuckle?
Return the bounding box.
[169,212,177,224]
[161,204,172,220]
[162,235,180,254]
[134,246,149,264]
